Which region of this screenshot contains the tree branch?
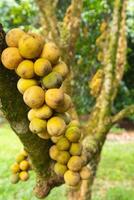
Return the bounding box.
[61,0,83,61]
[35,0,60,44]
[112,0,128,100]
[112,105,134,124]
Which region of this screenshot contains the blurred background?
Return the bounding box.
[0,0,134,200]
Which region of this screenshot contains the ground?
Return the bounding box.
[0,123,134,200]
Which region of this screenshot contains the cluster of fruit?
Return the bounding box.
[49,120,91,187]
[1,28,90,187]
[10,150,31,184]
[1,28,70,140]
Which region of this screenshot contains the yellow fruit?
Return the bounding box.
[34,104,53,120]
[41,42,60,64]
[17,78,38,94]
[16,154,26,163]
[56,137,70,151]
[67,156,82,171]
[18,33,43,59]
[19,160,29,171]
[21,149,28,157]
[16,60,34,78]
[28,32,44,44]
[65,127,81,142]
[64,170,80,186]
[29,118,47,134]
[23,86,45,108]
[53,61,69,79]
[10,174,20,184]
[49,145,59,160]
[34,58,52,76]
[6,28,25,47]
[27,109,36,121]
[38,131,50,139]
[51,135,63,143]
[47,117,66,136]
[55,94,71,113]
[80,167,91,180]
[55,112,71,125]
[69,143,82,156]
[10,163,20,173]
[45,88,64,109]
[68,120,80,128]
[54,163,67,176]
[41,72,63,89]
[1,47,23,70]
[57,151,70,164]
[19,171,29,181]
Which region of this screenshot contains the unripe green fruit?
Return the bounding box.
[65,127,81,142]
[29,118,47,134]
[80,166,91,180]
[49,145,59,161]
[67,156,82,172]
[54,162,67,176]
[47,117,66,136]
[69,143,82,156]
[56,137,70,151]
[57,151,70,165]
[55,112,71,125]
[64,170,80,186]
[42,72,63,89]
[10,174,20,184]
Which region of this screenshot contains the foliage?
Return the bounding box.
[0,0,38,32]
